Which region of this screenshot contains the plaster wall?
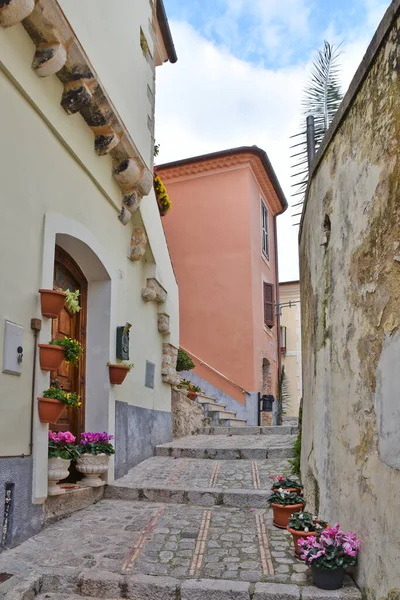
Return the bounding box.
[299,10,400,599]
[0,29,178,483]
[160,167,255,401]
[279,282,302,416]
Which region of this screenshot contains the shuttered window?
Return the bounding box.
[261,201,269,259]
[264,282,274,327]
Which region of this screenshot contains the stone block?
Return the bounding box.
[181,578,250,600]
[254,583,300,600]
[32,44,67,77]
[40,568,79,593]
[301,585,362,600]
[79,570,122,598]
[129,227,147,261]
[125,574,179,600]
[113,158,142,191]
[0,0,34,28]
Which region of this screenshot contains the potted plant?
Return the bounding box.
[188,384,202,401]
[38,341,65,371]
[108,361,134,385]
[270,474,303,493]
[48,430,80,496]
[287,511,328,556]
[64,289,81,313]
[298,523,360,590]
[38,387,81,424]
[39,288,66,319]
[49,336,84,367]
[268,489,304,529]
[154,172,172,216]
[76,432,115,487]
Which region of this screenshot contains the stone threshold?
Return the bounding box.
[155,446,294,460]
[105,484,273,508]
[43,486,104,525]
[5,570,362,600]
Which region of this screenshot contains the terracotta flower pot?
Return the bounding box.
[187,391,198,401]
[38,397,66,424]
[270,502,305,529]
[109,364,130,385]
[39,289,66,319]
[287,522,328,556]
[38,344,65,371]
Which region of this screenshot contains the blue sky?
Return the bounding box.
[157,0,389,279]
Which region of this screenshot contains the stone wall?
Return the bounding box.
[171,390,205,439]
[299,4,400,599]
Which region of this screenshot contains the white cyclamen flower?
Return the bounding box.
[304,527,309,532]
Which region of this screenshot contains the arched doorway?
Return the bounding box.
[50,245,87,440]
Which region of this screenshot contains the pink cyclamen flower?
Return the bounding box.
[277,475,283,482]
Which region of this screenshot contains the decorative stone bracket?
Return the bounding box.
[142,278,167,304]
[0,0,153,225]
[161,343,179,386]
[158,313,170,334]
[129,227,147,261]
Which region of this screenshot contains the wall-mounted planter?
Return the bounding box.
[38,397,66,424]
[108,364,130,385]
[187,391,198,401]
[39,289,66,319]
[38,344,65,371]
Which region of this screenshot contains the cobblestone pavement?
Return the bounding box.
[0,500,308,585]
[109,457,292,491]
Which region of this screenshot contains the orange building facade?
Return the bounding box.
[158,147,287,424]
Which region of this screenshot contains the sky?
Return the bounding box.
[155,0,389,281]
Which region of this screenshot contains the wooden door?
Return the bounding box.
[50,246,87,441]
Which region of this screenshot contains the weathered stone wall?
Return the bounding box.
[171,390,205,439]
[299,5,400,599]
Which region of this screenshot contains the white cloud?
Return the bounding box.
[155,3,388,281]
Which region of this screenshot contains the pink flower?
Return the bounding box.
[277,475,283,482]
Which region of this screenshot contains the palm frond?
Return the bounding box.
[290,41,343,220]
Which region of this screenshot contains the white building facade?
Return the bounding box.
[0,0,178,547]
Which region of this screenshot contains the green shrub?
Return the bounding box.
[176,349,195,372]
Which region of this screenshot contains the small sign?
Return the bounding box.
[116,325,130,360]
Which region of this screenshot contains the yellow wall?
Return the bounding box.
[279,281,301,417]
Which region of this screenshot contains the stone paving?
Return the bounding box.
[0,425,361,599]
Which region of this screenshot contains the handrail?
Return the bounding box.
[180,346,248,395]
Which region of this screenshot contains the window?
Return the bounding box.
[261,201,269,259]
[264,282,274,328]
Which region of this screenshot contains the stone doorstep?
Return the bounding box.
[43,486,104,525]
[10,571,362,600]
[105,484,273,507]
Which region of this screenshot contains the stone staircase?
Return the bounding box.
[196,393,247,427]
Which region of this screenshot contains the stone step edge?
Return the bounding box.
[200,425,297,435]
[27,570,361,600]
[155,446,295,459]
[105,484,274,507]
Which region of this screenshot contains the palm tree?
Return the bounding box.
[291,41,343,221]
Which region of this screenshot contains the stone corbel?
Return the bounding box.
[122,189,142,214]
[158,313,170,334]
[32,43,67,77]
[0,0,34,28]
[161,343,179,385]
[142,278,167,304]
[113,158,142,190]
[61,80,93,115]
[129,227,147,262]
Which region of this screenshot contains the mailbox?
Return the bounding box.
[261,394,275,412]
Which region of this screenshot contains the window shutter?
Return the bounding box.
[264,282,274,327]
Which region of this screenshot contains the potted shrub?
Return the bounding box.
[268,489,304,529]
[270,474,303,493]
[108,361,134,385]
[298,523,360,590]
[176,349,195,372]
[39,289,66,319]
[49,336,84,367]
[76,432,115,487]
[287,511,328,556]
[38,387,81,424]
[48,430,80,496]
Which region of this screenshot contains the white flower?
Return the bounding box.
[304,527,309,532]
[299,513,304,519]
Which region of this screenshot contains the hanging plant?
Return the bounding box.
[154,172,172,216]
[50,336,84,366]
[65,289,81,314]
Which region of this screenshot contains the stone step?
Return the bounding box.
[155,445,294,460]
[218,417,247,426]
[200,425,296,435]
[208,408,237,419]
[35,573,361,600]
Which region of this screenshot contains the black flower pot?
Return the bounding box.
[311,564,345,590]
